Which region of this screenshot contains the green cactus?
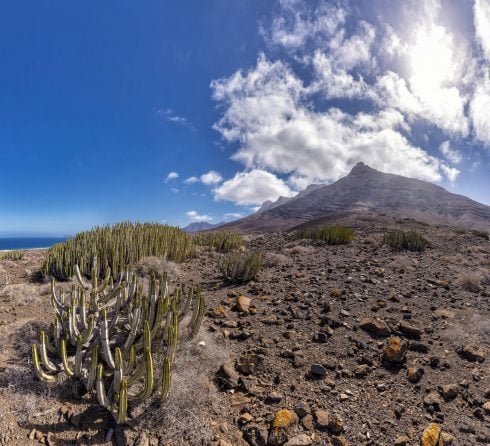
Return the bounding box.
[32,259,204,424]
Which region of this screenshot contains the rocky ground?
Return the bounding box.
[0,219,489,445]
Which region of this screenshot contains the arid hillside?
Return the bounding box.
[0,219,489,446]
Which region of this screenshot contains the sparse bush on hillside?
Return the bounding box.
[383,229,429,252]
[135,256,181,279]
[0,250,25,261]
[295,225,354,245]
[219,250,261,284]
[471,230,489,240]
[459,273,482,292]
[193,231,243,253]
[42,222,194,280]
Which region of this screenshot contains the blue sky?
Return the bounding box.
[1,0,489,236]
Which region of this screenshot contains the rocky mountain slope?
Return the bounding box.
[182,221,224,233]
[223,163,490,233]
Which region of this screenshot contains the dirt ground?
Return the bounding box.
[0,220,489,445]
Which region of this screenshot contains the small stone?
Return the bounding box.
[284,434,313,446]
[239,413,254,425]
[354,364,369,378]
[237,296,251,312]
[394,435,410,446]
[331,435,350,446]
[407,366,424,383]
[382,337,408,363]
[70,413,83,428]
[313,409,330,429]
[423,391,442,411]
[399,321,423,339]
[482,401,490,414]
[439,432,455,445]
[136,432,150,446]
[35,430,44,441]
[461,344,485,362]
[242,425,267,446]
[421,423,441,446]
[293,402,310,418]
[310,363,326,378]
[46,432,57,446]
[328,414,344,435]
[359,317,391,337]
[269,409,299,446]
[28,429,36,440]
[217,363,239,389]
[440,384,458,401]
[265,392,283,404]
[301,414,314,431]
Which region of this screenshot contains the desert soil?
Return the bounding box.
[0,220,489,446]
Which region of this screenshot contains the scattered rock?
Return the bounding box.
[439,384,458,401]
[237,296,251,312]
[283,434,313,446]
[382,337,408,363]
[407,366,424,383]
[309,363,327,378]
[359,317,391,337]
[312,409,330,429]
[217,363,239,389]
[421,423,441,446]
[460,344,486,362]
[394,435,410,446]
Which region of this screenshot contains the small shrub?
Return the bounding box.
[383,229,429,252]
[219,251,261,284]
[459,274,482,293]
[193,231,243,253]
[263,252,290,268]
[471,230,489,240]
[295,225,354,245]
[0,250,25,261]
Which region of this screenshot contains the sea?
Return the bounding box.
[0,237,67,251]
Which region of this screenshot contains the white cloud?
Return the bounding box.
[223,212,244,220]
[470,71,490,143]
[186,210,213,223]
[171,187,179,193]
[165,171,179,183]
[156,109,195,131]
[184,176,199,184]
[213,170,295,206]
[474,0,490,60]
[440,164,460,183]
[200,170,223,185]
[439,140,462,164]
[212,55,453,186]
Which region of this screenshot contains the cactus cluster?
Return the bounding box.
[42,222,195,280]
[295,225,354,244]
[32,257,205,423]
[383,229,429,252]
[219,250,262,284]
[0,250,25,261]
[193,231,243,253]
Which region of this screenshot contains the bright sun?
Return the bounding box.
[409,24,454,94]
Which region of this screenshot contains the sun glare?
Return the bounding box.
[409,25,454,94]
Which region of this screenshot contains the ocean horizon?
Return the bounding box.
[0,237,67,251]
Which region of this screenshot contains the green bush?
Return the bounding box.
[42,222,195,280]
[0,250,25,261]
[295,225,354,245]
[383,229,429,252]
[219,250,261,284]
[193,230,243,253]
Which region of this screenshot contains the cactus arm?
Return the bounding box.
[60,338,75,377]
[160,356,171,400]
[81,314,96,345]
[122,306,142,353]
[127,345,136,375]
[39,331,59,372]
[53,316,62,351]
[189,288,205,338]
[79,290,88,331]
[100,309,115,369]
[96,364,111,408]
[128,321,154,401]
[116,379,128,424]
[51,279,65,315]
[75,335,84,378]
[85,343,98,391]
[96,267,111,294]
[113,347,123,394]
[75,264,90,290]
[32,344,56,382]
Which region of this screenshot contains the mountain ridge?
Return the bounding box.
[221,162,490,233]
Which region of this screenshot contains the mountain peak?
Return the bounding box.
[349,162,374,175]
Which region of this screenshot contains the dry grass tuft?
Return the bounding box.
[263,252,290,268]
[0,283,42,306]
[135,256,181,279]
[140,329,229,445]
[459,273,482,293]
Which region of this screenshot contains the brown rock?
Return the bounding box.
[328,414,344,435]
[399,321,423,339]
[283,434,313,446]
[407,366,424,383]
[421,423,441,446]
[360,317,391,337]
[217,363,239,389]
[439,432,455,445]
[312,409,330,429]
[382,337,408,363]
[268,409,299,446]
[237,295,251,312]
[482,401,490,414]
[331,435,350,446]
[301,414,314,431]
[394,435,410,446]
[440,384,458,401]
[461,344,486,362]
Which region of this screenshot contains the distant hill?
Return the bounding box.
[182,221,224,233]
[221,162,490,233]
